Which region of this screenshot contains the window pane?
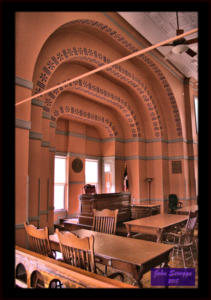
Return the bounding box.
[54,185,64,209]
[85,160,98,183]
[54,157,66,183]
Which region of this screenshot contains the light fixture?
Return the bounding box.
[172,44,189,55]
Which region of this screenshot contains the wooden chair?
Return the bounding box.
[92,208,118,234]
[55,229,95,273]
[24,223,55,259]
[92,209,124,281]
[24,223,56,288]
[163,211,198,267]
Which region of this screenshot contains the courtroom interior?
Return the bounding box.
[14,11,200,289]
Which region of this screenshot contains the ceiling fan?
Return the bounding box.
[162,12,198,57]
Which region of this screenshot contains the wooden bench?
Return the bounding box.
[15,246,136,288]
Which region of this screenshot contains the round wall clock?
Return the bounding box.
[72,158,83,173]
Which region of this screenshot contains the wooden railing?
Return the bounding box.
[15,246,135,288]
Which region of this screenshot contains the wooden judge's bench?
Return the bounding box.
[78,192,131,226]
[58,192,160,235]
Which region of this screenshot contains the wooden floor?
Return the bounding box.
[101,254,198,288]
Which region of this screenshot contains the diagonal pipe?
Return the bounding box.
[15,28,198,107]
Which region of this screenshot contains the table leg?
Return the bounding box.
[156,229,163,242]
[130,265,144,288]
[163,255,170,268]
[160,252,171,268]
[125,225,131,237]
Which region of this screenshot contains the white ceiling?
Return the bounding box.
[118,12,198,81]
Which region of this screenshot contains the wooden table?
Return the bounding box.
[124,214,188,242]
[49,229,173,288]
[176,204,198,215]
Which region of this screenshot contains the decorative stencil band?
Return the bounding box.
[32,19,183,137]
[15,76,33,90]
[15,119,31,130]
[55,151,68,156]
[15,224,25,229]
[35,49,160,137]
[53,104,118,137]
[55,129,197,144]
[34,50,163,138]
[116,155,198,161]
[63,152,197,161]
[49,147,56,152]
[29,131,43,140]
[28,216,40,221]
[41,140,50,147]
[45,76,140,137]
[50,121,56,128]
[32,98,43,107]
[42,111,52,120]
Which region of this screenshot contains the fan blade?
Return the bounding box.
[185,48,197,57]
[185,37,198,45]
[162,43,174,46]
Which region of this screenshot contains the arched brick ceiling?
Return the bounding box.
[42,61,143,139]
[52,91,126,139]
[57,115,108,141]
[33,18,183,140]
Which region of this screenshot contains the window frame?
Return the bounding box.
[54,155,68,211]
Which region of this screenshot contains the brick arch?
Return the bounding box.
[32,18,182,138]
[43,76,140,138]
[68,18,182,137]
[53,103,118,138]
[34,50,161,138]
[139,54,182,136]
